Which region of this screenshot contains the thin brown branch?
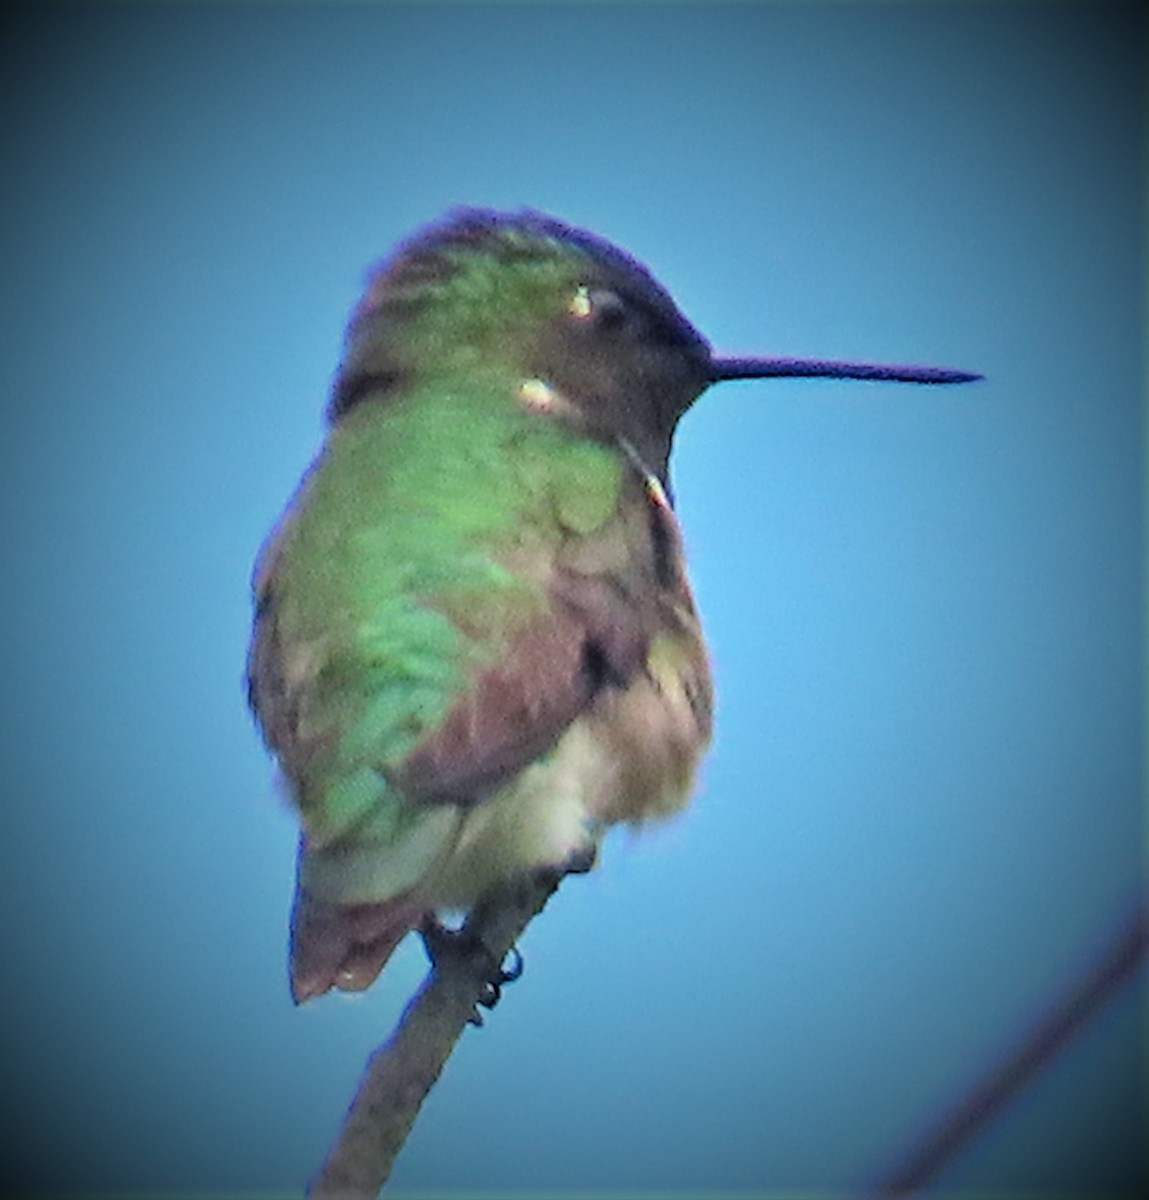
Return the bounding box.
[873,897,1149,1198]
[306,869,565,1200]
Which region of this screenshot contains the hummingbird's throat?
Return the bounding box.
[516,378,671,504]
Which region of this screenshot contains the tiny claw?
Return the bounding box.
[420,916,524,1022]
[473,946,524,1011]
[498,945,524,985]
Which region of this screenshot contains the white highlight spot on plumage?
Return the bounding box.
[643,473,671,512]
[616,435,672,511]
[518,378,557,410]
[568,285,593,319]
[518,377,580,421]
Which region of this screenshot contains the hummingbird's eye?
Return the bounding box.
[568,285,630,332]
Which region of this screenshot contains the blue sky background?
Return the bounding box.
[1,3,1143,1196]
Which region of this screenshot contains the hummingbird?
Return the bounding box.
[247,207,979,1004]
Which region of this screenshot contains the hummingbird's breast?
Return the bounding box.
[416,458,714,909]
[418,655,711,911]
[256,379,713,915]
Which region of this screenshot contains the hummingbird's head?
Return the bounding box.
[331,208,981,486]
[330,207,716,484]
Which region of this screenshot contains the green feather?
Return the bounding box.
[270,375,624,870]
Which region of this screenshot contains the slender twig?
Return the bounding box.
[306,869,565,1199]
[873,897,1149,1197]
[306,873,1146,1200]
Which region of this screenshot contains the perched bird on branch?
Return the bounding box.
[246,208,980,1004]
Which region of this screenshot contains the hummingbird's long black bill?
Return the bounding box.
[710,355,982,385]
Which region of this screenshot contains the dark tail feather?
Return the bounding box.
[289,885,424,1004]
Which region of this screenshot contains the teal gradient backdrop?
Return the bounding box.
[1,3,1143,1195]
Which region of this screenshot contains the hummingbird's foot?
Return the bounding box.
[419,916,525,1026]
[476,945,523,1012]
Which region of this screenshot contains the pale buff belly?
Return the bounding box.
[419,665,709,910]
